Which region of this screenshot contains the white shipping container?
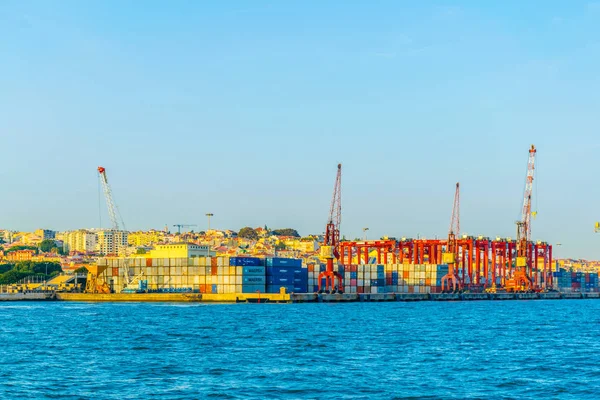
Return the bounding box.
[218,266,224,275]
[236,276,242,285]
[217,276,224,285]
[223,276,230,285]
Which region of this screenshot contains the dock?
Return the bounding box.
[1,291,598,303]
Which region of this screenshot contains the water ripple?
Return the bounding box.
[0,300,599,399]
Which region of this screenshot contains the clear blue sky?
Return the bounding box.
[1,1,599,259]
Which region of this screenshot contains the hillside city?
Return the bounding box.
[0,227,598,275]
[0,227,322,272]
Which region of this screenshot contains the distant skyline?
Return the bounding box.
[1,1,600,258]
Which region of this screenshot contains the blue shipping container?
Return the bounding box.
[266,266,304,276]
[242,266,265,276]
[267,276,308,285]
[230,257,264,267]
[266,258,302,267]
[242,276,266,285]
[242,284,265,293]
[266,284,307,294]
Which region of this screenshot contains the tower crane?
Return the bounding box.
[97,166,137,293]
[173,224,198,234]
[507,145,536,292]
[441,182,462,293]
[98,166,125,231]
[318,164,343,294]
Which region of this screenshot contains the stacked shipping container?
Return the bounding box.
[552,269,599,292]
[98,256,308,294]
[265,258,307,293]
[307,263,450,294]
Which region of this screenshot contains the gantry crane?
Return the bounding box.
[441,183,462,293]
[318,164,343,294]
[506,145,536,292]
[173,224,198,234]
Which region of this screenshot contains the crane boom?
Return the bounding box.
[520,145,537,242]
[441,182,461,292]
[319,164,343,293]
[324,163,342,257]
[98,166,124,231]
[173,224,198,234]
[449,182,460,237]
[509,145,537,292]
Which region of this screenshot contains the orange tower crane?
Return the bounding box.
[318,164,343,294]
[441,183,462,292]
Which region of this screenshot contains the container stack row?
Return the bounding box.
[552,270,599,292]
[266,258,307,294]
[97,256,308,294]
[307,263,450,294]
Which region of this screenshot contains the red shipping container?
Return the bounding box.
[350,279,357,286]
[408,286,414,294]
[211,258,217,267]
[211,266,218,275]
[112,267,118,276]
[307,264,314,272]
[146,258,152,267]
[357,286,364,294]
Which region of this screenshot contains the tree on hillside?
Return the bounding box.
[136,248,147,255]
[0,270,31,285]
[272,228,300,237]
[4,245,38,254]
[0,264,13,274]
[238,227,259,241]
[39,239,57,253]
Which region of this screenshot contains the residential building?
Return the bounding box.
[128,230,165,247]
[34,229,56,241]
[63,230,98,254]
[0,230,13,244]
[6,250,35,262]
[148,243,215,258]
[97,230,128,256]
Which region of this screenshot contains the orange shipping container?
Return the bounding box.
[112,267,118,276]
[403,271,410,279]
[211,266,218,275]
[146,258,152,267]
[211,258,217,267]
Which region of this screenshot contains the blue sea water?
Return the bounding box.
[1,300,599,399]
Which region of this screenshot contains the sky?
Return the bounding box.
[1,1,599,259]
